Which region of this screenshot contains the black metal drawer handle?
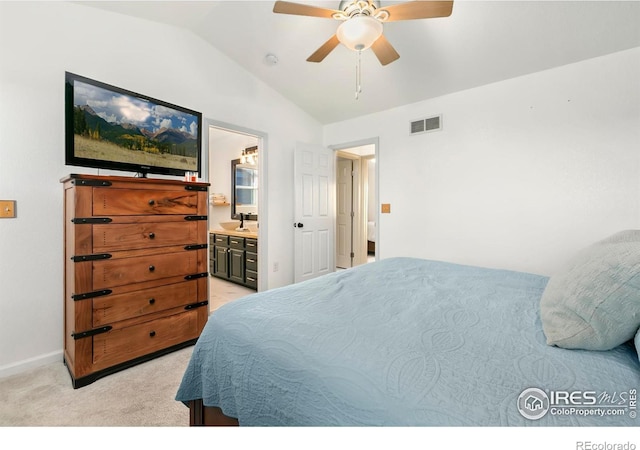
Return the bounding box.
[149,232,155,239]
[148,199,155,206]
[149,331,156,337]
[149,298,155,305]
[149,265,155,272]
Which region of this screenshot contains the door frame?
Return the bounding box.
[329,137,379,263]
[204,118,268,292]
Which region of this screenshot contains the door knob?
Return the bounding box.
[294,222,304,228]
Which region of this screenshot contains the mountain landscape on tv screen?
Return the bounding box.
[73,105,198,159]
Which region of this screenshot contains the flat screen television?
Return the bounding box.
[65,72,202,178]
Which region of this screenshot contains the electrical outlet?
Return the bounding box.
[0,200,16,218]
[273,262,279,272]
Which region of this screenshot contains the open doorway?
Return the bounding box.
[334,143,377,269]
[207,122,267,311]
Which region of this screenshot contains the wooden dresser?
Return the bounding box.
[61,174,210,388]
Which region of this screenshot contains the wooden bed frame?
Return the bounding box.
[188,400,239,426]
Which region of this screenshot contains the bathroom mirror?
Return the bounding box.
[231,158,258,221]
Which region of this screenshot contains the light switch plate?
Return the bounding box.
[0,200,16,218]
[381,203,391,214]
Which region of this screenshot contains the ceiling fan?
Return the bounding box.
[273,0,454,66]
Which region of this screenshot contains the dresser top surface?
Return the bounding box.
[60,173,210,187]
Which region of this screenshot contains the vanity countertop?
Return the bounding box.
[210,229,258,239]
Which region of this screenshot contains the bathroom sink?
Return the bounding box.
[219,221,240,230]
[218,221,258,232]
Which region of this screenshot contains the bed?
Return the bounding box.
[176,231,640,426]
[367,220,376,254]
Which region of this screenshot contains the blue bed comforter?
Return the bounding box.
[176,257,639,426]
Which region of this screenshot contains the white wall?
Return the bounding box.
[325,48,640,276]
[0,2,322,376]
[208,128,258,228]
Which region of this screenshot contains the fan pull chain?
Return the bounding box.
[355,50,362,100]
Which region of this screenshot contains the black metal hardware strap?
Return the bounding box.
[184,244,208,251]
[184,272,208,280]
[71,326,112,340]
[71,217,113,224]
[72,179,112,187]
[185,185,207,192]
[71,253,112,262]
[184,301,209,310]
[72,289,112,301]
[184,215,207,221]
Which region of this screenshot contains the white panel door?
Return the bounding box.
[294,143,335,283]
[336,158,353,269]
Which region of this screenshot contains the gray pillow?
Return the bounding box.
[540,230,640,351]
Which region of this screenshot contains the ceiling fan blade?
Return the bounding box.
[379,0,454,22]
[273,1,340,19]
[371,35,400,66]
[307,34,341,63]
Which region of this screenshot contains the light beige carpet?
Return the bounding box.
[0,346,194,426]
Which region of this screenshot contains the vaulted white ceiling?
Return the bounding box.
[78,1,640,124]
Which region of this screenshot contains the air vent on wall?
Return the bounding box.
[410,115,442,135]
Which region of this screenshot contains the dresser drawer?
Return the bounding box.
[245,270,258,290]
[212,234,229,246]
[92,309,201,368]
[92,251,199,290]
[93,222,199,252]
[245,252,258,271]
[93,188,199,216]
[245,238,258,252]
[93,280,199,326]
[228,236,245,250]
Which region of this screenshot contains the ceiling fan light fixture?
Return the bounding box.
[336,15,383,51]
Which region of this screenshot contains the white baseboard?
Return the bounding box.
[0,350,64,379]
